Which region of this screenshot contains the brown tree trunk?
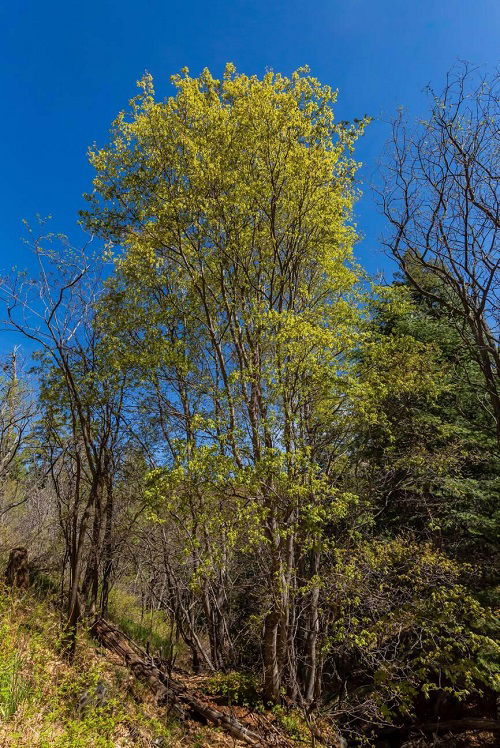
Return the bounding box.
[100,478,114,616]
[263,608,281,704]
[82,489,103,612]
[5,547,29,588]
[64,474,100,659]
[304,549,321,703]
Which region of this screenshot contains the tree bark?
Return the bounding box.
[263,608,281,704]
[4,547,29,588]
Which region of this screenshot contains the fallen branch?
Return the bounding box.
[414,718,500,735]
[90,616,266,746]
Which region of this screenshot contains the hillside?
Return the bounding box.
[0,588,249,748]
[0,585,336,748]
[1,584,498,748]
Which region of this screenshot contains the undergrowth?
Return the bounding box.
[0,586,175,747]
[108,589,176,661]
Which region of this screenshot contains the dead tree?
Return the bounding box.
[380,62,500,442]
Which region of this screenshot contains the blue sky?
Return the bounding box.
[0,0,498,303]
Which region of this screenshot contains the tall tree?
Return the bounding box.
[0,236,128,654]
[357,276,499,574]
[83,65,368,702]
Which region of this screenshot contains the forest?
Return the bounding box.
[0,62,498,747]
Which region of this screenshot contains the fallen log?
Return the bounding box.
[90,616,266,747]
[414,717,500,735]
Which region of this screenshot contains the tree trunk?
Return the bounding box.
[304,549,321,703]
[100,478,114,616]
[82,488,103,612]
[263,608,281,704]
[64,475,100,659]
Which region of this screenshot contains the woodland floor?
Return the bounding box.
[0,588,497,748]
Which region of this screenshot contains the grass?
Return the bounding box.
[108,589,176,660]
[0,586,295,747]
[0,651,34,720]
[0,586,175,747]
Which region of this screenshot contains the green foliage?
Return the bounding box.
[325,539,499,721]
[108,589,175,658]
[84,63,367,486]
[271,705,311,742]
[356,277,500,562]
[205,670,260,707]
[0,649,33,720]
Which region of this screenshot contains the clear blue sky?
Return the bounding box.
[0,1,498,295]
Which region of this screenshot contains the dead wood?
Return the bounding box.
[413,717,500,735]
[378,716,500,743]
[90,616,268,746]
[5,546,29,588]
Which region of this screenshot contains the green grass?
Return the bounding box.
[0,651,34,719]
[108,589,176,659]
[0,587,176,747]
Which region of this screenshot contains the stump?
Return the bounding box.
[5,547,29,588]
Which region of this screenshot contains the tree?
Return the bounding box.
[0,63,498,743]
[0,234,129,655]
[380,63,500,442]
[0,349,36,520]
[356,278,499,576]
[83,64,369,702]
